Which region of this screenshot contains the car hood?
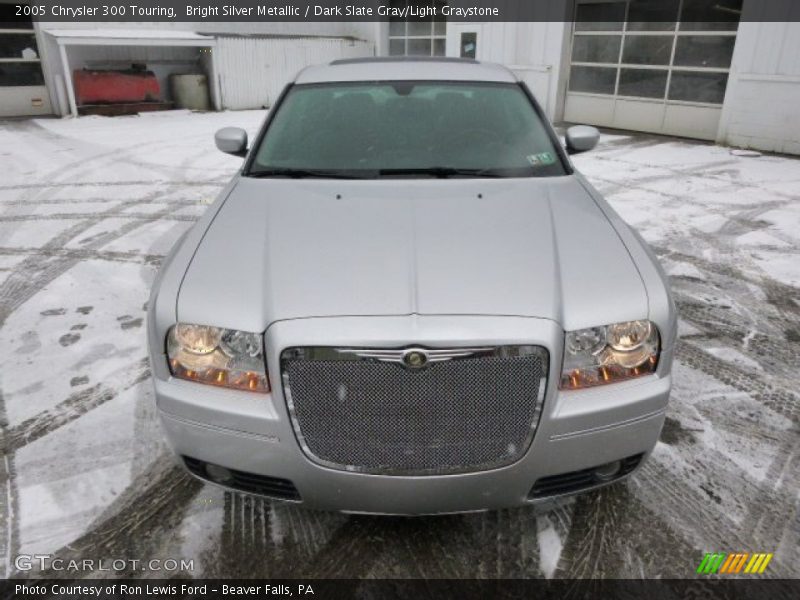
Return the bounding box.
[177,176,647,332]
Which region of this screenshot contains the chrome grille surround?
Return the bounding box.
[280,345,549,476]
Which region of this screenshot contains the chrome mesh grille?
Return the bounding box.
[281,346,548,475]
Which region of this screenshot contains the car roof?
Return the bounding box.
[294,57,519,84]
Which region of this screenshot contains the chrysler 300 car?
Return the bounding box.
[147,57,677,514]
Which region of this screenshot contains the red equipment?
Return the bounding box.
[73,69,160,105]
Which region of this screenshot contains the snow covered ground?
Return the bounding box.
[0,111,798,579]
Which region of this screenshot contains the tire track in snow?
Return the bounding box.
[9,456,201,579]
[0,136,212,328]
[588,149,800,203]
[678,339,798,424]
[740,430,800,572]
[200,497,343,578]
[0,247,163,266]
[0,197,177,326]
[0,213,199,223]
[0,197,205,207]
[0,126,215,571]
[5,358,150,452]
[0,180,226,192]
[556,482,697,578]
[633,450,797,577]
[0,133,205,328]
[210,498,550,578]
[295,516,388,579]
[660,255,798,569]
[466,509,544,578]
[650,393,797,566]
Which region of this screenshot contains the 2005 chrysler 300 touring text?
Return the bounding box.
[147,57,677,515]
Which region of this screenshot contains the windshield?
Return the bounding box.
[248,81,567,178]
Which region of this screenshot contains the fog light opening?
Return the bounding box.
[594,460,622,482]
[205,463,234,484]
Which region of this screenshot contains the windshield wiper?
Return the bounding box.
[247,167,372,179]
[248,166,518,179]
[377,167,508,178]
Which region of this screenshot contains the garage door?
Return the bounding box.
[0,10,52,117]
[564,0,741,140]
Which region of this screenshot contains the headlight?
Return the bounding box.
[167,323,269,393]
[560,320,659,390]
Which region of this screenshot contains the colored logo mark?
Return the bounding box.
[697,552,773,574]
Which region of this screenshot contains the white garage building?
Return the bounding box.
[2,0,799,155]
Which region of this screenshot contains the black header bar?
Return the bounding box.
[1,579,799,600]
[2,0,800,24]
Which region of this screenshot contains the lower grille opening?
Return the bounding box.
[183,456,301,501]
[528,453,644,499]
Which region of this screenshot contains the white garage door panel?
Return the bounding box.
[564,93,615,126]
[663,104,721,141]
[0,85,51,117]
[612,98,666,134]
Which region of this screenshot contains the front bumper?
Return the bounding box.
[151,315,672,514]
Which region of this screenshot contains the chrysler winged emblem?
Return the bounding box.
[343,347,493,369]
[402,349,428,369]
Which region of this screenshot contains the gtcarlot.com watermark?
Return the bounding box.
[14,554,194,573]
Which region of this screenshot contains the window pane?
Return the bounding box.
[618,68,668,98]
[0,3,34,28]
[433,38,446,57]
[679,21,740,32]
[669,70,729,103]
[460,32,476,58]
[434,0,447,34]
[627,0,679,31]
[572,35,621,63]
[0,62,44,86]
[389,19,405,36]
[408,19,432,37]
[575,2,626,31]
[674,35,735,68]
[389,0,406,37]
[0,33,39,59]
[679,0,742,31]
[407,38,432,56]
[622,35,673,65]
[389,38,406,56]
[569,66,617,94]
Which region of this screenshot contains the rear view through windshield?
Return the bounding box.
[249,82,567,178]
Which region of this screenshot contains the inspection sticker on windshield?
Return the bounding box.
[527,152,556,167]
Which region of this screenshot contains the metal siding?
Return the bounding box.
[215,36,373,110]
[717,17,800,154]
[445,21,569,119]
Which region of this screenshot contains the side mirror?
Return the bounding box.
[565,125,600,155]
[215,127,248,157]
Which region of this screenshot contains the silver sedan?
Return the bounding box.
[147,57,677,515]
